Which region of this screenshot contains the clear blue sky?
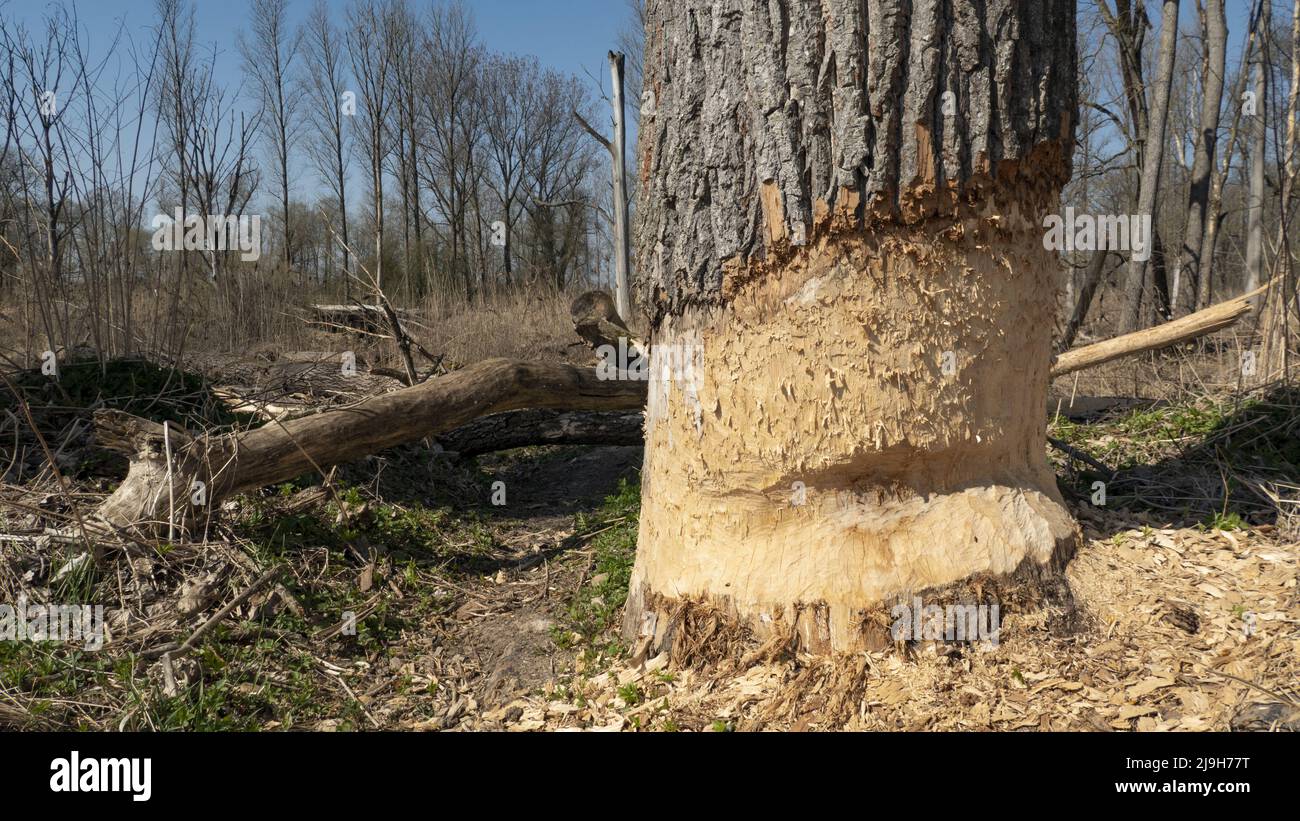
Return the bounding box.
[4,0,630,88]
[0,0,1275,211]
[2,0,633,210]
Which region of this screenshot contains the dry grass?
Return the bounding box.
[0,301,1296,732]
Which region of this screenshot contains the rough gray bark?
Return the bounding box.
[435,409,644,457]
[1174,0,1227,316]
[1244,3,1268,297]
[636,0,1077,318]
[1200,0,1266,309]
[1060,251,1115,351]
[1119,0,1179,334]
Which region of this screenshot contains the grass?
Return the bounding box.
[1049,385,1300,522]
[553,477,640,661]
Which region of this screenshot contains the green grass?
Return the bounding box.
[1050,387,1300,521]
[1201,510,1246,531]
[617,682,644,706]
[240,483,495,569]
[553,478,640,661]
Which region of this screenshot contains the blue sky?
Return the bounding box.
[2,0,635,210]
[4,0,631,91]
[0,0,1275,212]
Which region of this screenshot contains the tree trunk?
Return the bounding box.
[609,51,633,321]
[1119,0,1180,334]
[1060,250,1115,350]
[1244,5,1268,296]
[1174,0,1227,316]
[1199,1,1265,310]
[626,0,1079,654]
[435,409,644,457]
[1259,0,1300,384]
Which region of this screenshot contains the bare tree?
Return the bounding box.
[345,0,394,290]
[386,0,425,295]
[616,0,645,128]
[524,68,597,290]
[1200,0,1265,308]
[483,54,538,287]
[298,0,352,298]
[240,0,302,273]
[186,77,260,282]
[1119,0,1180,333]
[1244,0,1270,299]
[418,0,485,301]
[1173,0,1227,316]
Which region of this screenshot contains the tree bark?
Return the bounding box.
[609,51,633,321]
[1174,0,1227,316]
[1259,0,1300,384]
[1244,2,1268,297]
[1119,0,1180,333]
[435,409,644,457]
[1200,0,1266,310]
[628,0,1079,653]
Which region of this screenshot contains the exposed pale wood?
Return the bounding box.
[1052,283,1266,378]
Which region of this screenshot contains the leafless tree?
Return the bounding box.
[1118,0,1180,333]
[418,0,485,301]
[240,0,302,273]
[298,0,353,298]
[1173,0,1227,316]
[345,0,395,290]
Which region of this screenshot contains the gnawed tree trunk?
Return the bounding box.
[626,0,1080,653]
[93,360,647,534]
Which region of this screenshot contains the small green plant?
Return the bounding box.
[617,682,643,706]
[557,479,640,665]
[1202,511,1245,531]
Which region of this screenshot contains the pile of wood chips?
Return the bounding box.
[497,503,1297,732]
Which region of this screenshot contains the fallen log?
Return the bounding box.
[93,359,646,533]
[434,409,644,458]
[1050,283,1266,378]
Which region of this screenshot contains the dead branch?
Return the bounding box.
[1051,283,1266,378]
[93,360,647,533]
